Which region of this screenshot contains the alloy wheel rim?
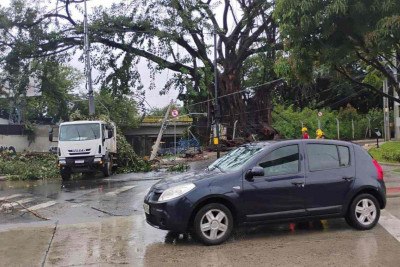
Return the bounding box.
[200,209,228,240]
[355,199,377,226]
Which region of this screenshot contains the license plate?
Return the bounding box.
[143,203,150,214]
[75,160,84,164]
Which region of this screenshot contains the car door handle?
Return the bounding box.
[291,182,305,187]
[342,176,354,181]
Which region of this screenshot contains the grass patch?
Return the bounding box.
[0,152,60,180]
[368,141,400,163]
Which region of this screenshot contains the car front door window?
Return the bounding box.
[259,145,300,176]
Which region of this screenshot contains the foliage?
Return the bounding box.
[369,142,400,163]
[0,0,281,133]
[23,121,36,144]
[148,103,186,117]
[272,105,382,140]
[275,0,400,102]
[71,90,140,129]
[0,151,59,180]
[116,132,151,173]
[25,60,83,123]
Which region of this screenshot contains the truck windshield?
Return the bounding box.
[59,123,100,141]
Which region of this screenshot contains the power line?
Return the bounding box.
[187,78,284,108]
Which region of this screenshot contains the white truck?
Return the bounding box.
[49,120,117,180]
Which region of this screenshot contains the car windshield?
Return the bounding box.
[208,145,263,173]
[59,123,100,141]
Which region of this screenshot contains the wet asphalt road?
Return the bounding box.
[1,160,400,266]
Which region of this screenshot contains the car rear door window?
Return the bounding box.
[307,144,340,171]
[258,145,300,176]
[338,145,350,167]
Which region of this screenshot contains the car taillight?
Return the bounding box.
[372,159,384,181]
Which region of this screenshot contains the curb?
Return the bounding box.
[0,176,6,181]
[379,162,400,167]
[387,193,400,198]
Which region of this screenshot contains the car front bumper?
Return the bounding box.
[144,196,194,232]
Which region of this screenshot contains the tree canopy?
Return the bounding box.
[275,0,400,102]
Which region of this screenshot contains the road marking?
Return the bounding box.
[379,210,400,243]
[105,185,136,196]
[22,201,57,211]
[0,194,23,201]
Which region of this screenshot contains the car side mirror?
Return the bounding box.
[245,166,265,181]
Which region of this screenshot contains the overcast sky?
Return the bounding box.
[1,0,179,110]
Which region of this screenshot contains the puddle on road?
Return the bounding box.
[1,214,398,266]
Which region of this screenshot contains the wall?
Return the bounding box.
[0,125,54,153]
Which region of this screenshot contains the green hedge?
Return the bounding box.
[272,105,382,140]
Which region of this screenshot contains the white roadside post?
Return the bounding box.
[171,109,179,157]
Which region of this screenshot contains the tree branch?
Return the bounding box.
[335,65,400,103]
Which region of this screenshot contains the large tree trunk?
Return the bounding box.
[218,68,275,140]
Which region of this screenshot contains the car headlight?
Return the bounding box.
[158,183,196,202]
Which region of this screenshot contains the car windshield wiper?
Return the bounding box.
[75,128,81,141]
[90,126,97,139]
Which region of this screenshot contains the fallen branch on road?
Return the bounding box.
[0,200,49,220]
[91,206,124,216]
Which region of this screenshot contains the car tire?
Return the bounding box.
[346,193,380,230]
[60,169,71,181]
[193,203,233,246]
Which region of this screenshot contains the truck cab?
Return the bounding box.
[51,120,117,180]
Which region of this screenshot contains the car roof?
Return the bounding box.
[243,139,355,148]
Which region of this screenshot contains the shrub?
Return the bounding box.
[272,105,382,140]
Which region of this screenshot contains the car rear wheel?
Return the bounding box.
[346,194,380,230]
[193,203,233,245]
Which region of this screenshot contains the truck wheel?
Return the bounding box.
[103,157,112,177]
[60,169,71,181]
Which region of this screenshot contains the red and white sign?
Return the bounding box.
[171,109,179,117]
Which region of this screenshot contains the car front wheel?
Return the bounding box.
[193,203,233,245]
[346,194,380,230]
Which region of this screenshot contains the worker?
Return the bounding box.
[301,127,309,139]
[316,128,325,139]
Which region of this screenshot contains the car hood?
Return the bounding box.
[152,169,220,191]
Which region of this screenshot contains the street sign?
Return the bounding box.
[171,109,179,117]
[318,112,323,117]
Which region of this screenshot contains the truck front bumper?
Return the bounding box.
[59,156,104,173]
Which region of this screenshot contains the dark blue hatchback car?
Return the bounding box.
[144,140,386,245]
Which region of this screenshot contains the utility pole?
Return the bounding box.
[84,0,95,116]
[213,31,220,158]
[383,79,390,141]
[393,54,400,140]
[150,100,174,161]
